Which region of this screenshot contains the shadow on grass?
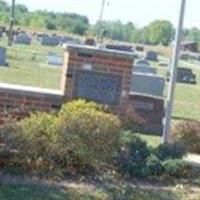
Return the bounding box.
[0,184,182,200]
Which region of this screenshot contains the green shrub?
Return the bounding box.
[120,105,145,131]
[173,120,200,154]
[2,112,58,171]
[2,100,121,173]
[119,135,151,177]
[57,99,121,167]
[162,159,189,177]
[146,155,164,176]
[155,142,186,161]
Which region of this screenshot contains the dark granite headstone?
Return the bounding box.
[73,70,122,105]
[41,35,60,46]
[106,44,133,52]
[177,68,196,84]
[136,46,144,52]
[0,47,7,66]
[167,67,196,84]
[14,33,31,45]
[146,51,158,61]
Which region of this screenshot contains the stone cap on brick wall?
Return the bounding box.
[64,44,134,59]
[129,91,165,100]
[0,83,64,98]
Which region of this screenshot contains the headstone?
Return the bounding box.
[136,46,144,52]
[146,51,158,61]
[47,53,63,66]
[106,44,133,52]
[180,53,189,60]
[131,73,165,97]
[73,70,122,105]
[0,47,7,66]
[60,36,74,44]
[134,66,157,75]
[14,33,31,45]
[136,59,150,66]
[41,35,60,46]
[177,68,196,84]
[158,61,168,67]
[85,38,96,46]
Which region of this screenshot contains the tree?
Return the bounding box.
[184,27,200,43]
[146,20,175,45]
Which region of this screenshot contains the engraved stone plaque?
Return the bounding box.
[73,70,122,105]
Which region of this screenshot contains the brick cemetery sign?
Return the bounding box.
[131,73,165,97]
[134,66,157,75]
[0,47,7,66]
[14,33,31,45]
[73,70,122,105]
[146,51,158,61]
[62,44,133,106]
[128,94,164,135]
[47,53,63,66]
[41,35,60,46]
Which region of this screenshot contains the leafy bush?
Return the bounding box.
[162,159,189,177]
[119,134,187,178]
[119,135,151,177]
[57,99,121,167]
[173,120,200,154]
[155,142,186,161]
[120,104,145,131]
[1,100,121,173]
[146,155,164,176]
[2,113,58,171]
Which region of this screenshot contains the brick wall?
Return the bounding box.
[62,45,133,107]
[129,93,164,134]
[0,83,63,125]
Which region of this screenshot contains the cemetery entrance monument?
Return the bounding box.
[61,44,165,134]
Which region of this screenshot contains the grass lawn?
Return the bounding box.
[0,38,62,89]
[152,58,200,122]
[1,184,199,200]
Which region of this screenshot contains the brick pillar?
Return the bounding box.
[62,45,134,108]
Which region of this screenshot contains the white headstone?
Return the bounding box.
[47,53,63,66]
[134,66,157,75]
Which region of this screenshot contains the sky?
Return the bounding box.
[4,0,200,28]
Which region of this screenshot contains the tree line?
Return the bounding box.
[0,0,200,46]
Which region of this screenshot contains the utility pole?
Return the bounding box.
[8,0,16,46]
[97,0,106,43]
[162,0,187,143]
